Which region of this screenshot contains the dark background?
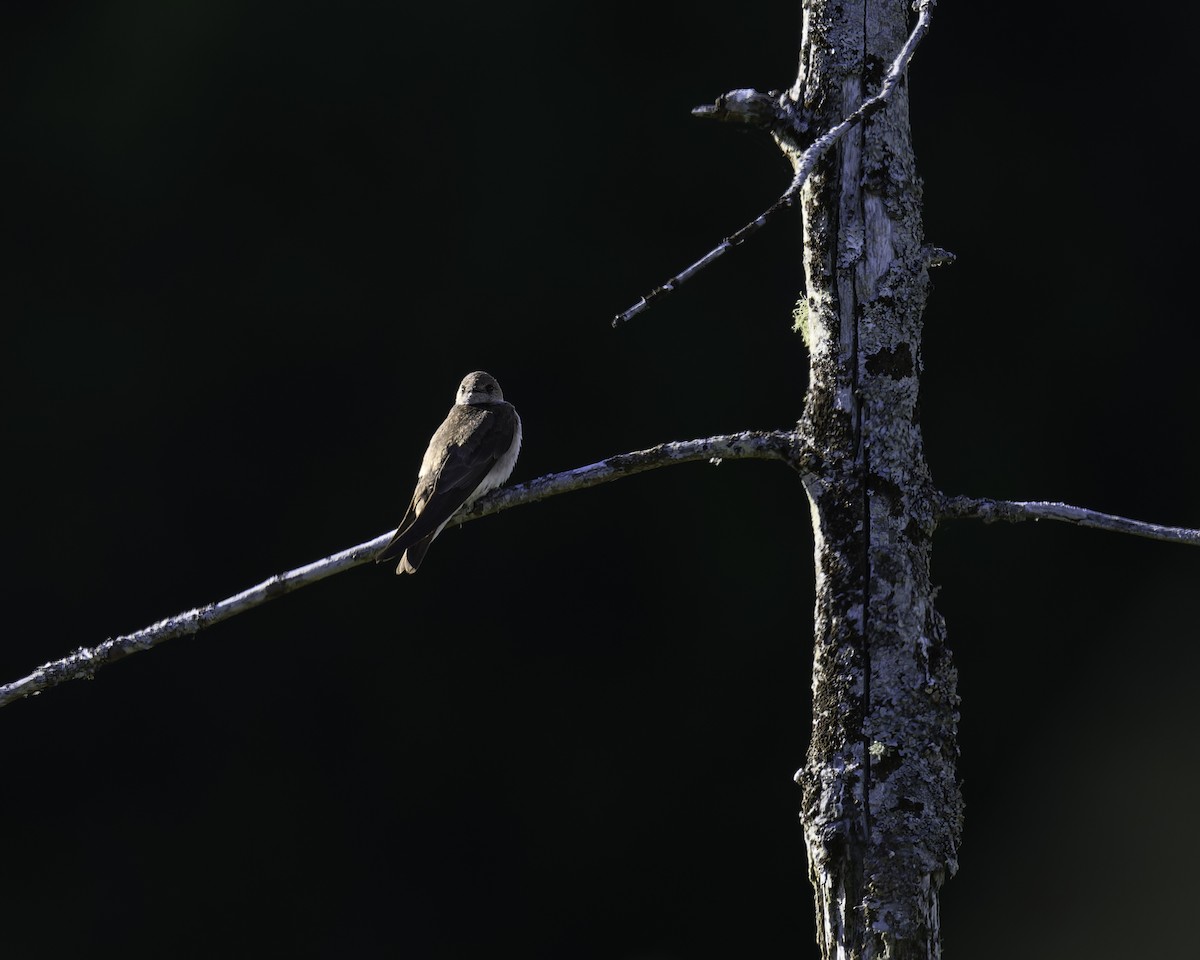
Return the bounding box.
[3,2,1197,957]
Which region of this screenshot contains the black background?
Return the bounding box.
[3,2,1198,957]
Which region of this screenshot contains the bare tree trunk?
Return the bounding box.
[794,2,963,957]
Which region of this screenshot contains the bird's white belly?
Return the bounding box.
[469,415,522,504]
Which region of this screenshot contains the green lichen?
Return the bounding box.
[792,294,811,348]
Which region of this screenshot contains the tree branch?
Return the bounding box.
[612,0,935,327]
[938,495,1200,546]
[0,430,811,709]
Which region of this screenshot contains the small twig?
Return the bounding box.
[938,495,1200,546]
[0,430,811,709]
[613,0,935,327]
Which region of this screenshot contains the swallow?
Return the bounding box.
[377,371,521,574]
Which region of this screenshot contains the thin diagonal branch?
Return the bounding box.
[612,0,935,327]
[938,495,1200,546]
[0,429,812,709]
[462,428,811,521]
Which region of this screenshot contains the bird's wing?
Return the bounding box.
[376,404,517,562]
[396,531,436,573]
[375,491,422,562]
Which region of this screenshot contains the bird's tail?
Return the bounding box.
[396,534,435,575]
[376,509,424,564]
[375,530,409,564]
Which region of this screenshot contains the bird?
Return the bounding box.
[377,371,522,574]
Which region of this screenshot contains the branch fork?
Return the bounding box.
[613,0,936,327]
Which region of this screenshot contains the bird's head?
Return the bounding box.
[456,371,503,405]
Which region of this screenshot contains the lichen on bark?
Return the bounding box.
[793,2,963,957]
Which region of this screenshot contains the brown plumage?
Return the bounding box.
[377,372,521,574]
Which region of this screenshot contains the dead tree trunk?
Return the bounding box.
[794,2,963,957]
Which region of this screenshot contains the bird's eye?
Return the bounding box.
[485,384,494,392]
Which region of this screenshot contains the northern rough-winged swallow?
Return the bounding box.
[377,371,522,574]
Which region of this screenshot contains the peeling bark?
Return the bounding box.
[793,2,963,957]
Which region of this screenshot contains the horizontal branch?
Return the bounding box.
[612,0,935,327]
[938,495,1200,546]
[0,430,810,709]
